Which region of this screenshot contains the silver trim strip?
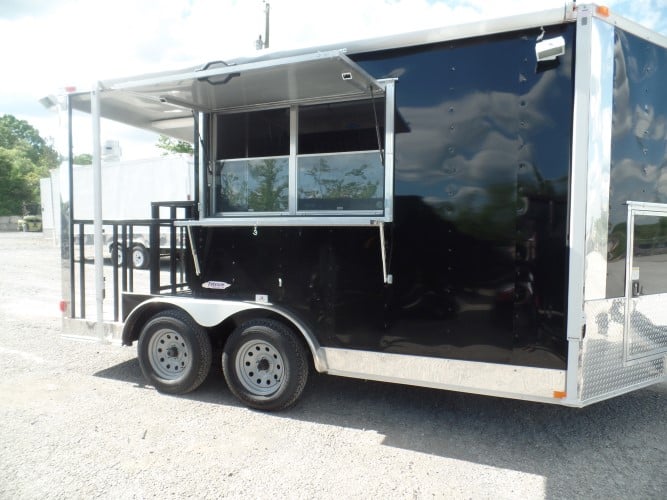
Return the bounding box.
[565,6,594,403]
[318,348,569,405]
[583,17,614,301]
[383,80,396,222]
[176,217,391,227]
[289,105,298,215]
[595,8,667,49]
[623,202,637,364]
[564,9,615,406]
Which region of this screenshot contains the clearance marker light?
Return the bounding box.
[596,5,610,17]
[553,390,567,399]
[59,300,68,313]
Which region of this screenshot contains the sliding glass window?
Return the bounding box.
[211,93,390,220]
[297,99,385,213]
[214,108,290,214]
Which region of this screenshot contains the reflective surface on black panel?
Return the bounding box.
[193,226,386,344]
[195,25,574,369]
[607,29,667,298]
[351,24,574,368]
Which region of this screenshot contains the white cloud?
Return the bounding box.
[0,0,61,19]
[607,0,667,33]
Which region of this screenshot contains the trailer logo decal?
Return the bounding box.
[202,281,231,290]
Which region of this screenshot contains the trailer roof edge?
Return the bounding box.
[99,4,577,91]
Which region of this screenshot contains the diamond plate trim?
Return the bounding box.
[626,295,667,360]
[581,298,666,403]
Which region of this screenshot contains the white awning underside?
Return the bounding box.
[70,50,383,142]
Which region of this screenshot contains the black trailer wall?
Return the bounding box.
[607,28,667,298]
[197,23,576,369]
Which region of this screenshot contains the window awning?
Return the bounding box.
[70,49,384,142]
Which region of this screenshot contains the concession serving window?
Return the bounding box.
[212,96,388,218]
[70,49,396,226]
[204,51,395,226]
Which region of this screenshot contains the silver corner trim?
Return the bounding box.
[583,18,614,301]
[595,7,667,50]
[565,4,595,403]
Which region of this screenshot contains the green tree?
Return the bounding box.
[156,134,194,155]
[73,153,93,165]
[0,114,59,215]
[0,149,33,214]
[301,158,379,200]
[248,159,288,211]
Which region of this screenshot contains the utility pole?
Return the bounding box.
[256,1,270,50]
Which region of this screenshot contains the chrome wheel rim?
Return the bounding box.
[132,248,145,268]
[148,328,190,380]
[236,340,284,395]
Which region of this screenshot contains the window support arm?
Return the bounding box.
[379,222,392,285]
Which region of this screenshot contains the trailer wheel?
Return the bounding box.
[137,309,212,394]
[222,319,309,411]
[131,244,149,269]
[110,243,124,267]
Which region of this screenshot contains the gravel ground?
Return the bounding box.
[0,231,666,500]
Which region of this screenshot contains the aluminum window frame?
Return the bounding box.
[187,79,396,228]
[295,149,386,216]
[212,155,291,216]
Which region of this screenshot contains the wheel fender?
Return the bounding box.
[122,297,324,370]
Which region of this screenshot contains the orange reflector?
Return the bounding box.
[553,390,567,399]
[596,5,610,17]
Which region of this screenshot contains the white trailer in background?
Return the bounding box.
[41,154,194,267]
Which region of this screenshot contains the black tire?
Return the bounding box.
[131,244,149,269]
[222,319,309,411]
[137,309,212,394]
[110,243,124,267]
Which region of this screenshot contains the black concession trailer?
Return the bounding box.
[62,3,667,410]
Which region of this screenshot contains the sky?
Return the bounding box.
[1,0,667,159]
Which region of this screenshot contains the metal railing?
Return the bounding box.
[69,201,195,322]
